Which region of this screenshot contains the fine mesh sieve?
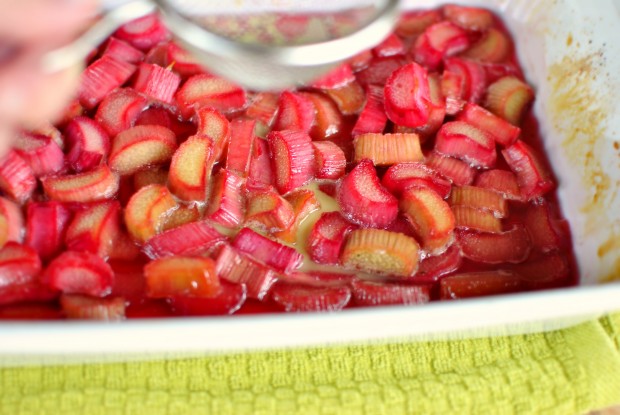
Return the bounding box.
[43,0,401,90]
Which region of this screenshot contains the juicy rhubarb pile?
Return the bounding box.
[0,6,577,320]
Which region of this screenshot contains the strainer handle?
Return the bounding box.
[41,0,155,73]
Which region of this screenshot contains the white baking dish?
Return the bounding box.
[0,0,618,366]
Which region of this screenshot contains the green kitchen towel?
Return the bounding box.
[2,314,620,415]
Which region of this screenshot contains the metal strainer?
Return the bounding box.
[43,0,401,90]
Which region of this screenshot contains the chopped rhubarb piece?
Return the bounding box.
[271,283,351,312]
[133,62,181,103]
[95,88,148,138]
[206,169,245,228]
[351,279,430,306]
[0,151,36,203]
[133,166,168,190]
[169,280,246,316]
[337,159,398,228]
[382,162,452,198]
[25,201,71,262]
[135,106,174,130]
[124,184,177,243]
[168,135,214,201]
[0,242,41,287]
[143,220,226,259]
[301,92,344,141]
[414,243,462,283]
[502,140,554,200]
[109,125,177,176]
[143,42,169,67]
[384,62,432,128]
[352,85,387,137]
[245,188,295,232]
[474,169,522,201]
[226,119,257,175]
[0,303,62,320]
[233,227,303,273]
[307,211,358,265]
[396,9,442,37]
[457,103,520,147]
[372,33,405,58]
[165,42,205,78]
[43,251,114,297]
[356,56,408,87]
[485,76,534,125]
[65,201,121,258]
[425,151,476,186]
[274,188,320,243]
[144,256,220,298]
[481,62,522,84]
[78,56,136,110]
[325,80,366,115]
[318,182,337,198]
[441,70,466,115]
[278,271,356,288]
[114,13,169,51]
[457,224,530,264]
[400,186,455,252]
[272,91,315,133]
[353,133,424,166]
[64,116,110,173]
[443,57,487,103]
[0,281,58,306]
[61,294,126,320]
[311,63,356,89]
[42,165,120,203]
[440,270,523,299]
[245,92,279,127]
[175,74,246,119]
[248,138,274,189]
[0,197,23,249]
[196,107,231,162]
[523,201,563,253]
[161,204,202,232]
[30,123,65,150]
[101,37,144,63]
[13,134,64,177]
[385,215,417,238]
[268,130,315,194]
[412,21,471,70]
[215,245,278,300]
[443,5,494,31]
[449,185,508,218]
[411,72,446,139]
[341,229,420,278]
[514,253,571,290]
[435,121,497,168]
[108,230,141,261]
[462,28,511,63]
[312,141,346,180]
[452,205,502,233]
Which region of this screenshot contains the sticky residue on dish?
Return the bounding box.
[546,45,620,282]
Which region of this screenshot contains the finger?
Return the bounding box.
[0,50,83,152]
[0,0,100,45]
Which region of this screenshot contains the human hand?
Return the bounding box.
[0,0,99,156]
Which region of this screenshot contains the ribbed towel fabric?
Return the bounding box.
[2,314,620,415]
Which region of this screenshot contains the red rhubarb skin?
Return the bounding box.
[337,159,399,228]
